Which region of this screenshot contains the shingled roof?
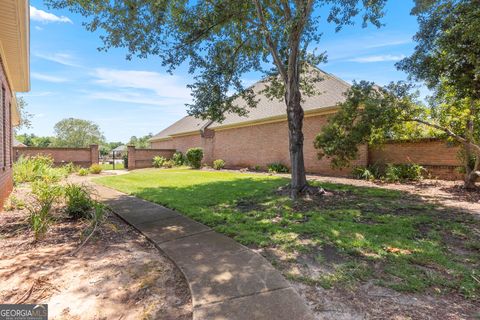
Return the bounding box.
[149,68,350,142]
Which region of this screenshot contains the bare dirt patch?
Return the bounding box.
[0,186,192,320]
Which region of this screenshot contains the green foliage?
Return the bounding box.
[213,159,225,170]
[28,180,63,240]
[267,162,289,173]
[64,183,96,219]
[99,141,123,156]
[128,134,153,149]
[77,168,89,176]
[52,118,105,148]
[13,155,66,184]
[14,96,33,133]
[384,164,425,182]
[16,133,53,147]
[352,165,380,181]
[152,156,167,168]
[186,148,203,169]
[162,159,175,168]
[172,151,185,166]
[123,154,128,168]
[62,162,79,174]
[89,164,103,174]
[3,194,26,211]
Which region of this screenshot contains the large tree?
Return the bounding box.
[46,0,387,198]
[53,118,105,148]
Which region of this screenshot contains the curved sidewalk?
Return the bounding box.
[94,184,314,320]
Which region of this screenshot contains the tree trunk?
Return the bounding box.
[464,149,479,190]
[285,71,308,199]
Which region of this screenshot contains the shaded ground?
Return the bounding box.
[0,184,192,320]
[96,168,480,320]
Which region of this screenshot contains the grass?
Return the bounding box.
[100,162,125,170]
[96,168,480,300]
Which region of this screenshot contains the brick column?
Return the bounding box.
[90,145,99,165]
[127,145,136,170]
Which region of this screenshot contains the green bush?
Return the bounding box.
[352,164,381,181]
[267,162,289,173]
[213,159,225,170]
[77,168,89,176]
[64,183,95,219]
[62,162,79,174]
[123,154,128,168]
[163,159,175,168]
[153,156,167,168]
[172,151,185,166]
[385,164,424,182]
[3,194,26,211]
[13,155,66,184]
[28,180,63,240]
[186,148,203,169]
[89,164,103,174]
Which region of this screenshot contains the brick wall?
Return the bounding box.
[368,139,463,180]
[0,56,13,209]
[13,145,100,167]
[127,146,176,169]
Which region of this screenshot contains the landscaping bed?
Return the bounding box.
[96,168,480,319]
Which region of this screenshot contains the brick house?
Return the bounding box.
[149,69,368,176]
[0,0,30,207]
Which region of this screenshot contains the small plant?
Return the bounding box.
[162,159,175,168]
[13,155,65,184]
[267,162,289,173]
[172,151,185,166]
[64,183,95,219]
[28,180,63,240]
[152,156,166,168]
[253,165,262,172]
[3,194,26,211]
[213,159,225,170]
[186,148,203,169]
[77,168,89,176]
[89,164,103,174]
[352,164,381,181]
[385,164,424,182]
[123,153,128,168]
[62,162,79,174]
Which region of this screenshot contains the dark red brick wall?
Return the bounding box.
[0,56,13,209]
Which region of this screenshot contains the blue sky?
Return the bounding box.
[21,0,420,143]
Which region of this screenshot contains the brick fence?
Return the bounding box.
[127,146,176,170]
[13,145,99,167]
[368,139,463,180]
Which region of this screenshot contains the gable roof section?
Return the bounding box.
[149,68,350,142]
[150,116,211,142]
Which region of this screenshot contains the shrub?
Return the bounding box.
[64,183,95,219]
[13,155,63,184]
[152,156,166,168]
[28,180,63,240]
[172,151,185,166]
[123,154,128,168]
[77,168,89,176]
[3,194,26,211]
[253,165,262,172]
[62,162,79,174]
[163,159,175,168]
[385,164,424,182]
[186,148,203,169]
[89,164,103,174]
[352,164,381,181]
[267,162,289,173]
[213,159,225,170]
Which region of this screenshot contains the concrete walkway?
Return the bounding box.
[93,184,314,320]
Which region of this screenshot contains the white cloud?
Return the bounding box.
[364,39,411,49]
[31,72,69,83]
[88,90,188,106]
[30,6,73,24]
[35,26,44,31]
[35,52,81,67]
[91,68,191,100]
[347,54,406,63]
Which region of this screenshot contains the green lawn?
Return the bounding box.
[95,168,479,299]
[100,162,125,170]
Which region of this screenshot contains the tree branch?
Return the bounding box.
[253,0,287,82]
